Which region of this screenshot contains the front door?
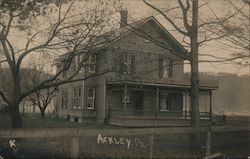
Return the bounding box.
[133,91,144,115]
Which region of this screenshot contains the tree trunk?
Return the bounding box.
[10,68,22,128]
[10,104,23,128]
[190,0,200,147]
[33,104,36,114]
[41,109,45,118]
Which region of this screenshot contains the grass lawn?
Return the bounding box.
[0,114,250,158]
[0,114,116,129]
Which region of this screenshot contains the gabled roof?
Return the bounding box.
[58,16,190,60]
[94,16,190,60]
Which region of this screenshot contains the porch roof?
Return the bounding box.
[106,79,218,90]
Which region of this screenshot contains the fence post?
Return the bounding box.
[71,136,80,158]
[149,134,154,159]
[206,129,211,156]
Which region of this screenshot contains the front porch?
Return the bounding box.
[108,110,211,127]
[106,81,215,127]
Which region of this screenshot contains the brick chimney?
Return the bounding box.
[119,10,128,27]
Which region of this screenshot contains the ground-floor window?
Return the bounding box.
[159,92,183,112]
[87,87,95,110]
[133,91,144,110]
[62,89,68,109]
[72,87,82,109]
[159,93,171,111]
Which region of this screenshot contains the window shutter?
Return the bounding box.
[169,60,174,78]
[119,52,126,73]
[159,58,163,77]
[131,55,135,75]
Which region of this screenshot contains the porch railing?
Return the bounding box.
[109,109,211,120]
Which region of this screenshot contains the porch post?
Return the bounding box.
[156,86,159,126]
[124,84,128,117]
[209,90,212,119]
[185,89,188,119]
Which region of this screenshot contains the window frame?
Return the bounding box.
[72,87,82,109]
[88,54,96,73]
[61,89,68,109]
[120,52,135,75]
[159,58,173,78]
[86,87,95,110]
[159,93,171,112]
[62,70,68,78]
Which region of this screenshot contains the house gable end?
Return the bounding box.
[106,17,189,60]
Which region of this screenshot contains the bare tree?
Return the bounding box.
[20,63,57,118]
[0,0,120,128]
[211,0,250,65]
[142,0,202,146]
[142,0,241,146]
[199,0,250,66]
[29,86,57,118]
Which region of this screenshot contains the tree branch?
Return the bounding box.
[199,54,250,63]
[0,90,10,104]
[177,0,191,31]
[143,0,189,36]
[0,33,14,69]
[16,1,75,68]
[198,2,247,29]
[3,12,14,37]
[20,68,113,101]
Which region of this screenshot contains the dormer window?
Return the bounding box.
[159,58,173,78]
[144,38,150,43]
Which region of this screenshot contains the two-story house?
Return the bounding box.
[54,11,218,127]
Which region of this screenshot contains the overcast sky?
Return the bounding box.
[1,0,249,75]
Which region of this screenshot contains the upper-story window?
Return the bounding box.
[78,53,86,73]
[72,87,82,109]
[159,58,173,78]
[61,89,68,109]
[61,59,69,78]
[56,64,61,73]
[70,56,78,73]
[88,54,96,73]
[120,52,135,75]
